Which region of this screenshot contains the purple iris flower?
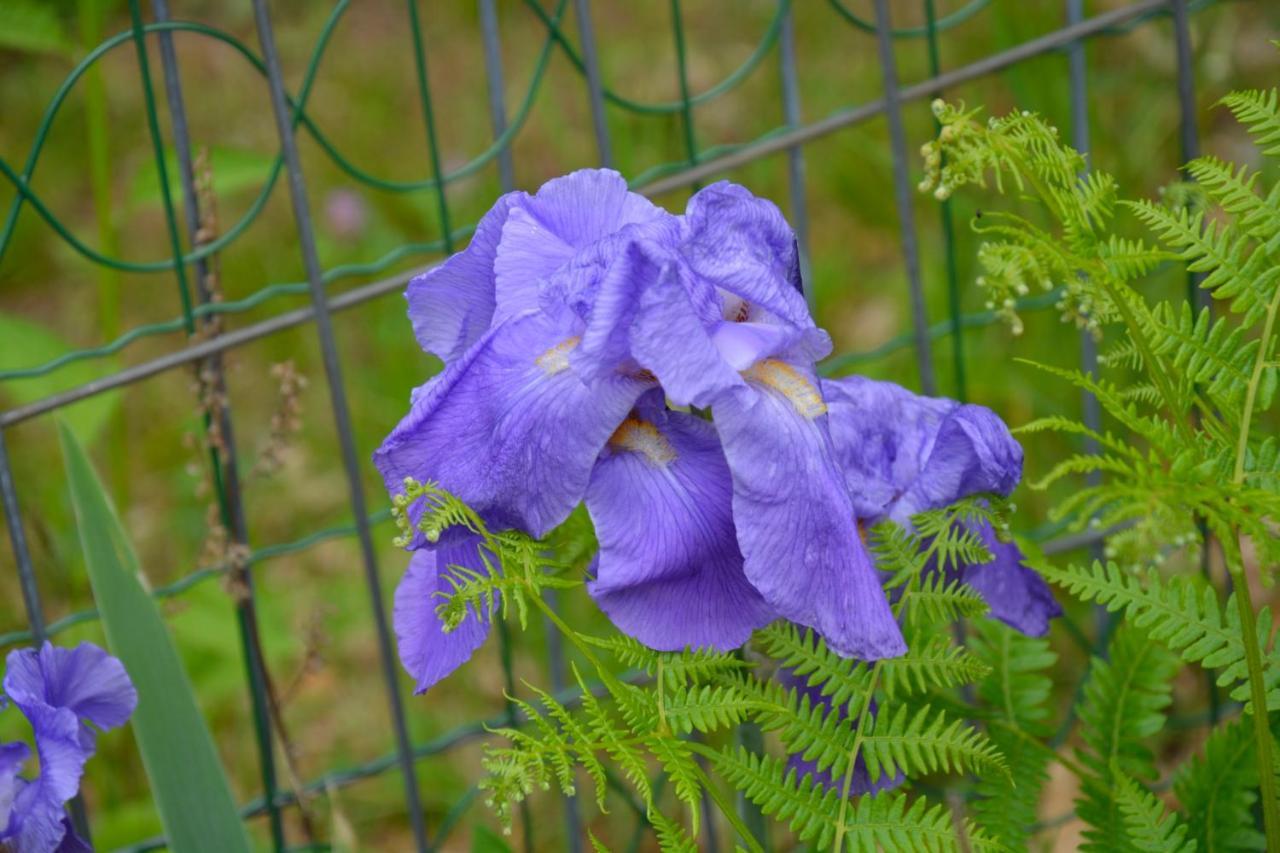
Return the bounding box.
[821,374,1061,637]
[0,642,137,853]
[377,169,905,693]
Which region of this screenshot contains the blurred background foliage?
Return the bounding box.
[0,0,1277,848]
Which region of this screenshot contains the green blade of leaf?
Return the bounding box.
[59,421,251,853]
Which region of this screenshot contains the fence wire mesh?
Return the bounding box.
[0,0,1229,848]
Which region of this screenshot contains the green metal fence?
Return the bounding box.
[0,0,1222,849]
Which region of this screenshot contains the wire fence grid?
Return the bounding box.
[0,0,1222,849]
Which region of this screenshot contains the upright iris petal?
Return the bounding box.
[493,169,671,322]
[406,192,519,365]
[4,642,137,745]
[586,392,775,651]
[821,374,1061,636]
[394,538,496,694]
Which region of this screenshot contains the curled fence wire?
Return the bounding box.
[0,0,1218,849]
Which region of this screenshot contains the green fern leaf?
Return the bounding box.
[1114,772,1196,852]
[1075,623,1179,850]
[1173,720,1265,851]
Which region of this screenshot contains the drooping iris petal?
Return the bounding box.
[821,375,957,519]
[406,192,521,364]
[4,643,137,737]
[955,523,1062,638]
[586,393,775,651]
[894,404,1022,522]
[374,310,652,538]
[822,374,1056,637]
[393,540,495,694]
[494,169,667,322]
[713,362,904,661]
[681,182,813,329]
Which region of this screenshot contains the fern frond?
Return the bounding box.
[1221,88,1280,156]
[755,622,872,709]
[644,736,702,833]
[574,668,653,806]
[712,747,997,851]
[650,810,699,853]
[1075,623,1179,850]
[1114,772,1196,853]
[1173,719,1265,851]
[1041,561,1280,711]
[904,574,990,628]
[859,703,1008,785]
[663,683,762,735]
[579,634,748,687]
[968,620,1057,848]
[1186,155,1280,240]
[879,636,991,700]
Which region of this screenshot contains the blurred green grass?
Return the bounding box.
[0,0,1277,849]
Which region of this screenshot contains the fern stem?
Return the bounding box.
[657,659,670,735]
[1226,280,1280,848]
[1222,536,1280,850]
[683,747,766,853]
[1232,279,1280,483]
[832,663,883,853]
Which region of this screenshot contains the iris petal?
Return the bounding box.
[956,523,1062,638]
[406,192,520,364]
[0,741,29,831]
[587,393,775,651]
[681,182,813,329]
[374,310,651,538]
[494,169,666,322]
[629,265,750,409]
[7,705,86,853]
[821,375,956,519]
[713,364,904,661]
[3,643,137,736]
[393,542,494,694]
[896,405,1023,521]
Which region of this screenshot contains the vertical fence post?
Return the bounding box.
[146,1,295,846]
[871,0,936,395]
[777,1,812,309]
[1065,0,1105,568]
[1170,0,1207,312]
[574,0,613,167]
[247,1,430,848]
[922,0,966,401]
[479,0,516,191]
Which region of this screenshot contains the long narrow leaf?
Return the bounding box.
[60,422,250,852]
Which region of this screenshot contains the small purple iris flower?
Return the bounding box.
[0,642,137,853]
[378,169,1054,695]
[822,375,1061,637]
